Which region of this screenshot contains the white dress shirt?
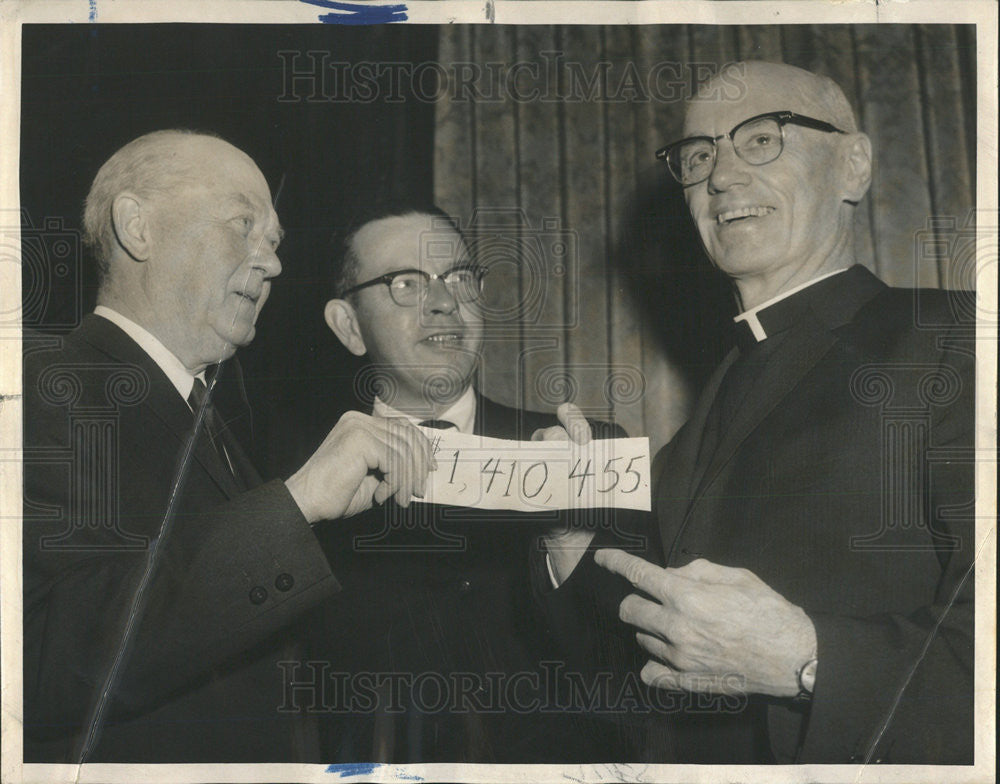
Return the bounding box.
[94,306,202,406]
[372,385,477,435]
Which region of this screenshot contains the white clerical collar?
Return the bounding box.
[94,306,201,405]
[733,268,850,342]
[373,385,477,434]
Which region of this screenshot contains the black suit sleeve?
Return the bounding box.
[791,340,975,763]
[22,360,339,743]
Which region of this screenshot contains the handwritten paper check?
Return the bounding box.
[412,429,651,512]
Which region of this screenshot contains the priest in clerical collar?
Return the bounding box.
[542,60,974,765]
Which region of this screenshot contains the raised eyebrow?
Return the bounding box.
[225,193,256,211]
[387,268,425,277]
[226,193,279,222]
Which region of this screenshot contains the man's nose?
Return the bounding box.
[253,243,282,279]
[707,139,751,193]
[422,276,458,314]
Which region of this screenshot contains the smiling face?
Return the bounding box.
[141,136,283,371]
[683,63,863,307]
[336,213,484,414]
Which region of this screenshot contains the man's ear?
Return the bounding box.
[840,133,872,204]
[111,193,152,261]
[324,298,367,356]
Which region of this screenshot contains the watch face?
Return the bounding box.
[798,658,818,694]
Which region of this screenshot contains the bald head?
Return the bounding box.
[84,130,247,281]
[688,61,858,136]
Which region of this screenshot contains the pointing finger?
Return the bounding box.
[595,548,672,603]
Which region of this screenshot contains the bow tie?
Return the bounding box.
[418,419,458,430]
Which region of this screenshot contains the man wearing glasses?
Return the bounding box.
[541,61,974,763]
[310,205,631,762]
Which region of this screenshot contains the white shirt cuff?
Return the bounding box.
[545,552,561,589]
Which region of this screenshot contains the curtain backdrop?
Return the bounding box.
[433,24,976,452]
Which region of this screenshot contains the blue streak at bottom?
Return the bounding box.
[326,763,381,776]
[325,763,422,781]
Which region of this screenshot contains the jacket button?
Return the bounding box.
[249,586,268,605]
[275,573,295,592]
[458,578,472,593]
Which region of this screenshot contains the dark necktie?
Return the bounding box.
[417,419,458,430]
[188,377,247,491]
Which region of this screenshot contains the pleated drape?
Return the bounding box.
[433,24,976,452]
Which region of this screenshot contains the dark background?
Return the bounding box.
[21,24,439,475]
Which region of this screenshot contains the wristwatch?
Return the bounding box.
[795,656,818,700]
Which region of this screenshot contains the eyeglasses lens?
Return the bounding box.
[444,269,482,303]
[387,269,482,306]
[732,117,784,165]
[671,139,715,186]
[670,116,785,185]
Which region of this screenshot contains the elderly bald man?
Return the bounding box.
[540,61,974,764]
[22,130,435,762]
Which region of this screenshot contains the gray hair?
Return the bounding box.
[83,129,219,281]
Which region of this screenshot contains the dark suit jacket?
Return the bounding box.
[539,266,975,763]
[307,394,642,763]
[22,314,340,762]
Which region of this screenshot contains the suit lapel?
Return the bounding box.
[692,314,836,504]
[688,266,887,510]
[675,350,739,503]
[655,350,737,561]
[671,266,889,547]
[75,315,244,498]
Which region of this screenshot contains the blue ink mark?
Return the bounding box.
[88,0,97,22]
[324,764,422,781]
[326,763,381,777]
[300,0,408,25]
